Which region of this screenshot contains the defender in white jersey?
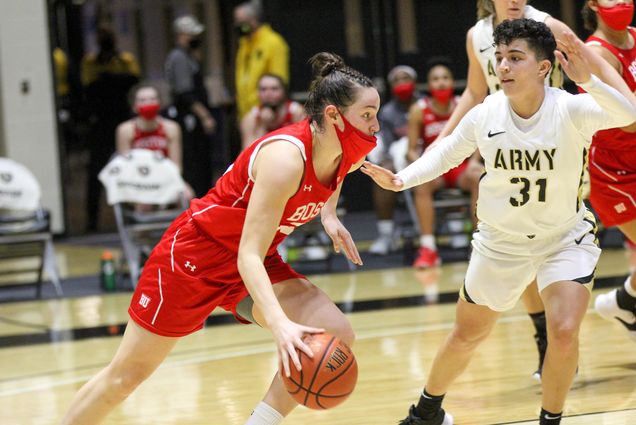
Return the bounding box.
[432,0,634,382]
[364,20,636,425]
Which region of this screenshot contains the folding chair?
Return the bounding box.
[99,149,187,287]
[0,158,62,297]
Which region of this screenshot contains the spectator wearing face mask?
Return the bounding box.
[165,15,216,198]
[239,74,305,150]
[81,24,140,232]
[367,65,419,255]
[234,1,289,120]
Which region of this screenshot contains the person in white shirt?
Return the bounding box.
[362,19,636,425]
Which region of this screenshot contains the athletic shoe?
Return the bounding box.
[413,247,441,269]
[532,332,548,381]
[398,405,453,425]
[595,289,636,342]
[369,234,397,255]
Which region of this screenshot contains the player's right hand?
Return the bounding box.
[270,317,325,377]
[360,161,404,192]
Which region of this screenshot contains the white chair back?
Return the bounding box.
[0,158,41,211]
[99,149,186,205]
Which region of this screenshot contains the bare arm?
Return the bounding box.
[164,119,183,171]
[115,121,134,154]
[435,27,489,142]
[237,141,323,376]
[239,109,263,150]
[406,101,423,163]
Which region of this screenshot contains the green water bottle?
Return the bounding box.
[100,251,116,292]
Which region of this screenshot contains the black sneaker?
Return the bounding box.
[398,405,454,425]
[532,332,547,381]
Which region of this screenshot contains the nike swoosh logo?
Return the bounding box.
[487,130,505,138]
[574,235,585,245]
[544,414,561,420]
[479,45,493,53]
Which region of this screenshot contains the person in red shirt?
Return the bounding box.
[61,52,379,425]
[116,84,182,165]
[406,59,481,269]
[580,0,636,341]
[240,74,306,150]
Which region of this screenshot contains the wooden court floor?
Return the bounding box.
[0,246,635,424]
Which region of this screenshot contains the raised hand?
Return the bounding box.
[555,31,592,85]
[360,161,405,192]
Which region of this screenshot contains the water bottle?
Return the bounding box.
[100,251,116,292]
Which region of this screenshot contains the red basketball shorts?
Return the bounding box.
[128,212,304,337]
[589,146,636,227]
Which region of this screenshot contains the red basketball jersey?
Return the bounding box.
[132,121,170,157]
[419,97,457,148]
[189,119,350,256]
[586,28,636,151]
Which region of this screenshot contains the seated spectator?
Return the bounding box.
[367,65,419,255]
[239,73,305,150]
[406,59,481,268]
[116,83,194,200]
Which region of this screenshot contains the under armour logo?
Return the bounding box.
[139,293,151,308]
[185,261,197,272]
[303,185,312,192]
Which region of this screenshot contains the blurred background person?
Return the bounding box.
[165,15,216,198]
[234,1,289,120]
[81,24,140,232]
[406,59,480,268]
[240,73,305,150]
[367,65,419,255]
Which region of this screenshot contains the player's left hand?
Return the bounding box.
[555,31,592,85]
[360,161,405,192]
[321,214,363,265]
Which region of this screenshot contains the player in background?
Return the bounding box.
[362,20,636,425]
[240,73,305,150]
[579,0,636,341]
[406,59,481,268]
[61,52,379,425]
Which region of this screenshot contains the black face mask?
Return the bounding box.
[188,38,202,50]
[234,23,252,37]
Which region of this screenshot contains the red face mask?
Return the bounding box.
[598,3,634,31]
[137,103,161,120]
[430,88,454,104]
[392,82,416,102]
[334,111,377,165]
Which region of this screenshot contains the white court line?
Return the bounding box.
[0,309,593,397]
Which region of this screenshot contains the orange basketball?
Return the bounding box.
[281,333,358,410]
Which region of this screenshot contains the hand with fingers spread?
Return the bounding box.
[360,161,405,192]
[321,214,363,265]
[555,31,592,85]
[270,316,325,378]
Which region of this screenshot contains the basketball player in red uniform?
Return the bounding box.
[116,84,182,165]
[406,59,480,268]
[581,0,636,341]
[240,73,306,150]
[61,52,379,425]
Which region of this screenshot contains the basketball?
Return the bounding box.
[281,333,358,410]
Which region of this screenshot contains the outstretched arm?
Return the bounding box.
[238,141,324,377]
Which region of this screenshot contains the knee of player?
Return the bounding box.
[106,363,154,399]
[448,325,490,349]
[547,319,581,349]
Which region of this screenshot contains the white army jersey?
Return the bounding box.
[472,5,562,93]
[397,77,636,238]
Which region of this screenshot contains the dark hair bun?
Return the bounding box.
[309,52,345,78]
